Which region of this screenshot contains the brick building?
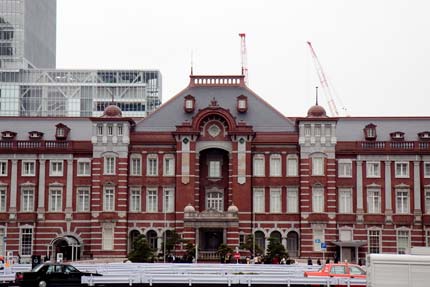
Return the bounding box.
[1,74,430,263]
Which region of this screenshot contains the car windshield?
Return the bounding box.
[64,265,80,273]
[349,266,366,275]
[31,264,45,272]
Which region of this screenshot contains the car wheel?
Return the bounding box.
[38,280,47,287]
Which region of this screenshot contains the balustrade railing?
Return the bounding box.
[358,141,430,152]
[0,140,71,150]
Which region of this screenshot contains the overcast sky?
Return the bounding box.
[57,0,430,117]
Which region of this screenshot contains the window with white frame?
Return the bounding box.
[312,186,324,212]
[287,157,298,176]
[396,187,409,214]
[0,161,7,176]
[0,228,4,255]
[21,187,34,212]
[147,155,158,176]
[0,187,6,211]
[208,160,221,178]
[313,229,324,251]
[103,186,115,211]
[206,191,223,211]
[425,187,430,214]
[304,124,311,136]
[146,189,158,212]
[107,124,113,136]
[338,188,352,213]
[397,230,410,254]
[97,124,103,136]
[314,124,321,137]
[424,162,430,178]
[77,187,90,212]
[287,187,298,213]
[130,156,141,176]
[368,230,381,254]
[49,188,62,212]
[325,124,331,136]
[130,187,141,212]
[20,227,33,256]
[253,155,265,176]
[104,156,115,175]
[163,188,174,212]
[102,224,114,250]
[366,161,380,178]
[367,187,381,213]
[77,160,91,176]
[395,162,409,178]
[270,188,282,213]
[50,160,63,176]
[312,157,324,176]
[269,154,282,177]
[163,155,175,176]
[338,161,352,177]
[253,188,264,213]
[117,124,123,136]
[22,161,35,176]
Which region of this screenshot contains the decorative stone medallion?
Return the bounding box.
[208,124,221,138]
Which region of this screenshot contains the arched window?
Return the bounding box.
[255,231,266,252]
[270,231,282,243]
[146,230,158,250]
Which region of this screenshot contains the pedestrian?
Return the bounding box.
[307,257,313,265]
[317,258,321,265]
[280,257,286,264]
[326,258,330,264]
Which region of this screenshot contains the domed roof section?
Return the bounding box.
[103,104,122,118]
[307,104,327,118]
[184,204,195,213]
[227,204,239,213]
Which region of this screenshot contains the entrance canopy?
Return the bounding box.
[331,240,366,248]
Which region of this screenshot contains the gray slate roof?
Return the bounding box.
[336,117,430,141]
[136,86,296,132]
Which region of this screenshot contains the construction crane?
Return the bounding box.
[307,41,348,116]
[239,33,249,85]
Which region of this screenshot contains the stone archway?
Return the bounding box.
[50,236,81,261]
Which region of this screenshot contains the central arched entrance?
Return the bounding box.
[50,236,81,261]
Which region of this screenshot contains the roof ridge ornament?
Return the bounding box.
[210,97,218,107]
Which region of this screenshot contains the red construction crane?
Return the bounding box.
[239,33,249,85]
[307,41,348,116]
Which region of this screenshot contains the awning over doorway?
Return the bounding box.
[331,240,366,248]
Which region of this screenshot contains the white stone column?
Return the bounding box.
[9,159,18,218]
[181,137,190,184]
[384,160,392,210]
[65,159,73,220]
[356,160,363,210]
[237,137,246,184]
[414,161,421,215]
[38,159,46,209]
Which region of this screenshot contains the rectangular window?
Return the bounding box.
[338,161,352,177]
[287,157,298,176]
[130,188,141,212]
[117,124,123,136]
[366,162,380,178]
[164,156,175,176]
[102,225,114,250]
[253,156,265,176]
[270,156,281,177]
[397,230,410,254]
[312,186,324,212]
[424,162,430,178]
[0,161,7,176]
[77,160,91,176]
[49,188,62,212]
[97,125,103,136]
[253,188,264,213]
[0,188,6,212]
[396,188,409,214]
[209,160,221,177]
[77,188,90,212]
[20,228,33,256]
[314,124,321,136]
[304,124,311,136]
[313,229,324,251]
[325,124,331,136]
[107,125,113,136]
[22,161,35,176]
[103,187,115,211]
[0,228,4,255]
[130,157,141,176]
[163,188,174,212]
[367,187,381,213]
[147,189,158,212]
[312,158,324,176]
[21,188,34,212]
[287,187,298,213]
[50,161,63,176]
[368,230,381,254]
[338,188,352,213]
[270,188,281,213]
[426,188,430,214]
[395,162,409,178]
[104,157,115,175]
[147,156,158,176]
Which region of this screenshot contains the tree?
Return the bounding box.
[161,230,184,257]
[183,242,196,263]
[265,237,288,263]
[127,234,155,262]
[239,234,263,256]
[217,243,233,263]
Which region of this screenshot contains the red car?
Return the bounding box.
[304,263,366,279]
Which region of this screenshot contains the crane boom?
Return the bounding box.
[307,41,340,116]
[239,33,249,85]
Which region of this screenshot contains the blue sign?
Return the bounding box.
[315,239,321,244]
[321,242,327,249]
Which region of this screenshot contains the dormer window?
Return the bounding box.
[237,95,248,113]
[184,95,195,113]
[55,123,70,140]
[418,131,430,140]
[29,131,43,140]
[364,123,377,141]
[390,131,405,141]
[1,131,16,140]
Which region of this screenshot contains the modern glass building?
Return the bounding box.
[0,69,162,117]
[0,0,56,69]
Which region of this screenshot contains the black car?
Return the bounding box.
[15,262,102,287]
